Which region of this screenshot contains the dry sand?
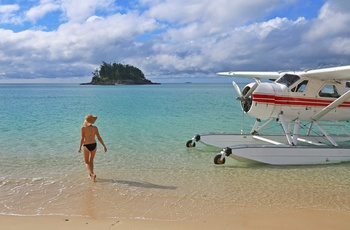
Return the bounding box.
[2,208,350,230]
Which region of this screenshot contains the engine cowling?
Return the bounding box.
[241,82,283,120]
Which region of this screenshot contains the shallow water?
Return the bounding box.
[1,83,350,220]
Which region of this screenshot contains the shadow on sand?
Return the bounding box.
[97,179,178,190]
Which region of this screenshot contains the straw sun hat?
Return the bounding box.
[84,114,97,126]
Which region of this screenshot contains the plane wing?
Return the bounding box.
[298,65,350,80]
[217,71,281,80]
[218,65,350,81]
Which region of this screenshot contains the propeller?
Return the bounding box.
[232,80,260,113]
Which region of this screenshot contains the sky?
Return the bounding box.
[1,0,350,83]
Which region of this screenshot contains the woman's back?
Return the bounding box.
[82,125,98,144]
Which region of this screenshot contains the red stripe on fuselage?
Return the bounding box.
[252,94,350,108]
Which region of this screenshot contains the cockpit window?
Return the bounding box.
[319,84,340,98]
[291,80,308,92]
[276,74,300,87]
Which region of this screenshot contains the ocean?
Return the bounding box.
[1,83,350,220]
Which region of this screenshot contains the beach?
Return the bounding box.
[2,208,350,230]
[1,84,350,229]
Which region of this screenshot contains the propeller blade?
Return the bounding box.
[232,81,242,97]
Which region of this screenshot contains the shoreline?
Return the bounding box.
[2,208,350,230]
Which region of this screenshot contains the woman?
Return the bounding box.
[78,114,107,182]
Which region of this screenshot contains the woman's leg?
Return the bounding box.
[84,147,97,181]
[90,149,97,181]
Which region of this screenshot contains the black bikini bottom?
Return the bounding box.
[84,143,97,151]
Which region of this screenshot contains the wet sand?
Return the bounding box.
[2,207,350,230]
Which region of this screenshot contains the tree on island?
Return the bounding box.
[81,62,158,85]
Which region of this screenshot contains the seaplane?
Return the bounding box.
[186,65,350,165]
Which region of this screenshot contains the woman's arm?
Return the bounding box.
[95,127,107,152]
[78,127,85,153]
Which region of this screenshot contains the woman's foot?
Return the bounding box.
[92,174,97,182]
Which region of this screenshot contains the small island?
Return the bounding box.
[80,62,159,85]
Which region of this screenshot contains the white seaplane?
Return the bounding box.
[186,65,350,165]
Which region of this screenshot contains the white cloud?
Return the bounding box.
[143,16,309,76]
[302,0,350,59]
[25,0,60,22]
[0,9,160,80]
[0,4,19,13]
[86,15,103,22]
[256,17,306,39]
[330,37,350,55]
[305,1,350,41]
[0,4,21,24]
[1,0,350,82]
[60,0,115,22]
[145,0,278,26]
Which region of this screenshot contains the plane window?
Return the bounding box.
[319,84,340,98]
[291,80,308,92]
[346,82,350,91]
[276,74,300,87]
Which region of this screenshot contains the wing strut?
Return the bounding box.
[312,90,350,121]
[313,122,338,146]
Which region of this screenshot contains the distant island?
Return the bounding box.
[80,62,159,85]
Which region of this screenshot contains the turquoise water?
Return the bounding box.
[1,83,350,220]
